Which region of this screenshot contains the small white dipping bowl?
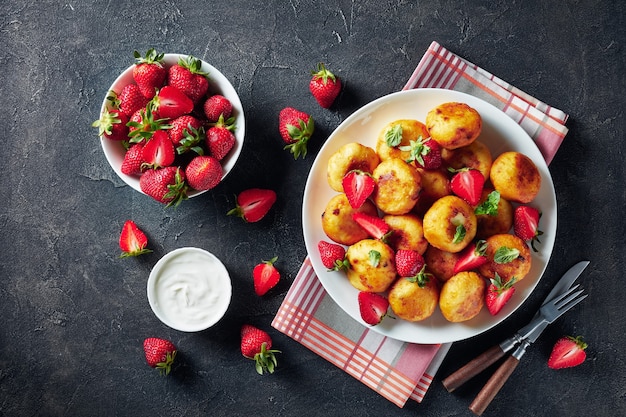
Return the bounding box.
[147,247,232,332]
[98,53,245,198]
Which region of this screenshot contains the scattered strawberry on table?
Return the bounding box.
[240,325,280,374]
[119,220,152,258]
[514,205,543,251]
[317,240,348,271]
[548,335,588,369]
[143,337,177,375]
[252,257,280,296]
[309,62,341,108]
[227,188,277,223]
[485,273,516,315]
[358,291,391,326]
[278,107,315,159]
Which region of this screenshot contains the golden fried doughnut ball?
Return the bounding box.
[372,158,421,215]
[375,119,430,162]
[424,245,460,282]
[478,233,531,283]
[412,168,451,216]
[423,195,477,253]
[439,271,486,322]
[322,194,378,245]
[490,151,541,204]
[383,214,428,254]
[346,239,397,292]
[425,102,482,150]
[475,187,514,239]
[388,275,440,321]
[441,140,493,180]
[327,142,380,192]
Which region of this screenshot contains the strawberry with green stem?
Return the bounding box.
[227,188,277,223]
[240,325,280,374]
[151,85,194,120]
[206,114,236,161]
[278,107,314,159]
[139,166,188,206]
[204,94,233,123]
[309,62,342,108]
[141,130,175,169]
[317,240,348,271]
[485,273,517,315]
[92,107,129,142]
[252,257,280,296]
[514,205,543,252]
[133,49,166,99]
[143,337,176,375]
[119,220,152,258]
[167,55,210,104]
[454,240,488,274]
[400,136,442,170]
[548,336,588,369]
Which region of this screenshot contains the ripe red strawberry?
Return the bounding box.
[127,102,169,143]
[121,143,145,176]
[395,249,425,277]
[143,337,176,375]
[450,167,485,206]
[133,49,166,99]
[152,85,194,120]
[139,166,188,206]
[203,94,233,123]
[92,108,129,141]
[168,115,203,146]
[252,256,280,296]
[309,62,341,108]
[167,55,210,104]
[240,324,280,374]
[548,336,588,369]
[357,291,390,326]
[227,188,277,223]
[185,155,222,191]
[514,205,543,252]
[119,220,152,258]
[206,114,236,160]
[117,84,150,117]
[317,240,348,271]
[401,137,442,170]
[485,273,517,315]
[454,240,488,274]
[142,130,175,168]
[278,107,315,159]
[342,170,375,209]
[352,212,391,241]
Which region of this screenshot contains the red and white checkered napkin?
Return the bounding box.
[272,40,569,407]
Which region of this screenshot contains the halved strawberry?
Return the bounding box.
[450,167,485,206]
[351,212,391,241]
[119,220,152,258]
[152,85,194,119]
[252,257,280,296]
[514,205,543,252]
[342,170,375,209]
[454,240,488,274]
[357,291,390,326]
[317,240,348,271]
[548,336,588,369]
[401,136,442,170]
[485,273,516,315]
[227,188,277,223]
[142,130,175,169]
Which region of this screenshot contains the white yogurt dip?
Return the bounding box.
[147,247,232,332]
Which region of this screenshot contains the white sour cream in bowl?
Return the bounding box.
[147,247,232,332]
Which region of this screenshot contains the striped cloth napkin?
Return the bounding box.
[271,40,569,407]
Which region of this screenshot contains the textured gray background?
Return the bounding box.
[1,1,624,416]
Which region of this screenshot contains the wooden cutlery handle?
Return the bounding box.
[442,345,506,392]
[469,355,520,416]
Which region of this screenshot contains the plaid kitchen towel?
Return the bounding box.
[272,40,568,407]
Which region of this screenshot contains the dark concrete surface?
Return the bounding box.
[1,1,624,416]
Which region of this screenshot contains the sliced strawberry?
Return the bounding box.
[514,205,543,252]
[142,130,175,169]
[309,62,341,109]
[454,240,488,274]
[253,257,280,296]
[317,240,348,271]
[548,336,588,369]
[119,220,152,258]
[342,170,375,209]
[401,136,442,170]
[357,291,390,326]
[450,167,485,206]
[351,212,391,241]
[152,85,194,119]
[227,188,277,223]
[485,273,516,315]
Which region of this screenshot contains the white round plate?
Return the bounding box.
[302,88,556,344]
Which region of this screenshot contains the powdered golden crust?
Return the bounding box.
[346,239,397,292]
[375,119,430,162]
[441,140,493,180]
[439,271,486,322]
[372,158,422,215]
[426,102,482,150]
[423,195,477,253]
[388,276,440,321]
[490,151,541,203]
[322,194,378,245]
[423,245,460,282]
[475,187,514,239]
[327,142,380,193]
[383,214,429,254]
[478,233,532,282]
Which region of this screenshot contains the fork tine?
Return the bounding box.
[555,289,587,312]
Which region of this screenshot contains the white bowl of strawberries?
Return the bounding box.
[94,50,245,205]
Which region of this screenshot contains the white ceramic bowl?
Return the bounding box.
[147,247,232,332]
[98,53,245,197]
